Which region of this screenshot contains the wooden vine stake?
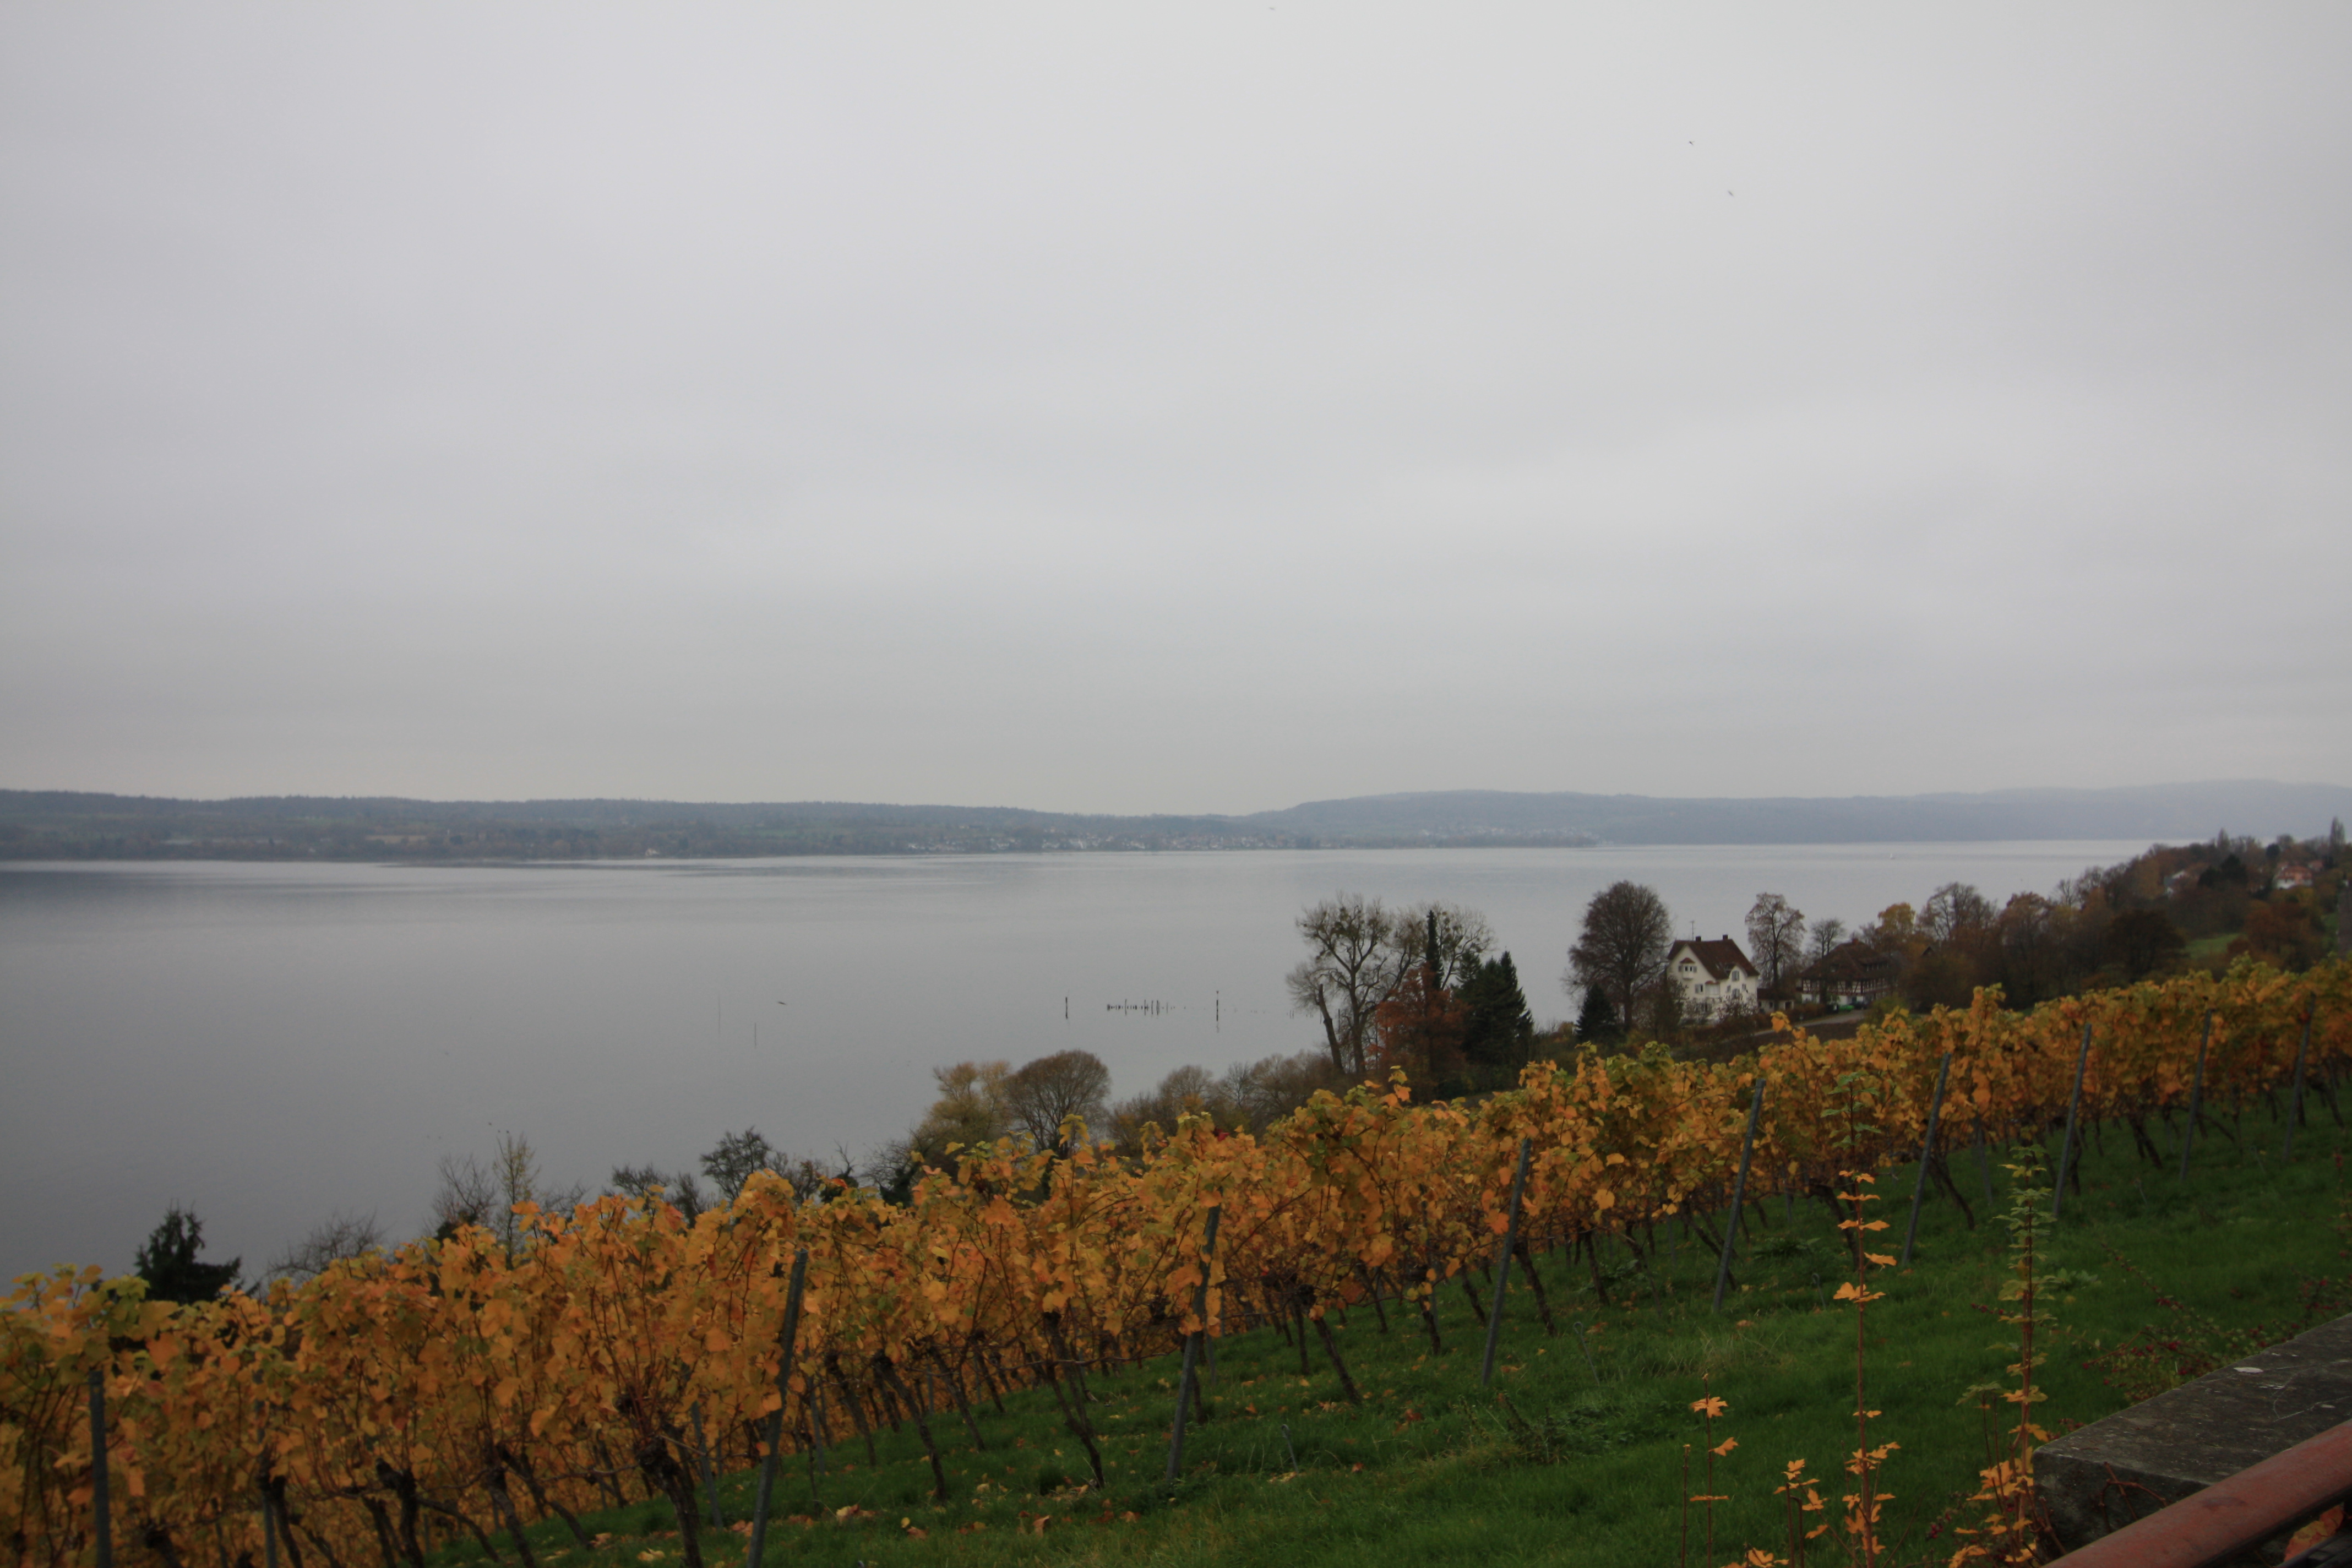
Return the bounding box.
[2180,1011,2213,1181]
[744,1248,810,1568]
[1164,1205,1222,1484]
[1480,1137,1533,1387]
[1712,1084,1764,1314]
[2051,1022,2093,1222]
[1901,1051,1954,1266]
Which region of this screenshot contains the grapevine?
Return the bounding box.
[4,959,2344,1568]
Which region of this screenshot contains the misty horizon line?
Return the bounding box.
[9,780,2352,858]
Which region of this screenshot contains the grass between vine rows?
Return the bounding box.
[428,1102,2352,1567]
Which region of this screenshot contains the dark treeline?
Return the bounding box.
[1782,824,2347,1018]
[1574,826,2351,1057]
[0,790,1303,860]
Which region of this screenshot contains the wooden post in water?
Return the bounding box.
[744,1248,809,1568]
[1164,1206,1222,1484]
[2283,1007,2316,1159]
[2180,1012,2213,1181]
[88,1368,111,1568]
[1901,1051,1954,1266]
[2051,1022,2092,1222]
[1480,1138,1534,1387]
[1712,1084,1764,1314]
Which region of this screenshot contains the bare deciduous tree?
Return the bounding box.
[1222,1049,1346,1129]
[432,1131,580,1254]
[1286,894,1407,1076]
[1108,1050,1346,1155]
[264,1210,385,1284]
[617,1133,835,1219]
[1391,901,1496,991]
[1563,880,1673,1033]
[1108,1064,1222,1154]
[1002,1048,1111,1155]
[1745,892,1807,993]
[700,1127,779,1202]
[611,1164,709,1221]
[1923,882,1995,946]
[431,1152,501,1237]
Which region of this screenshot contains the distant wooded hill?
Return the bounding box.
[1,781,2345,862]
[1249,783,2352,846]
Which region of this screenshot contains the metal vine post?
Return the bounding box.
[744,1247,810,1568]
[1901,1050,1954,1266]
[1712,1082,1764,1313]
[1480,1137,1534,1386]
[2283,1006,2316,1159]
[2051,1022,2093,1221]
[1164,1205,1222,1483]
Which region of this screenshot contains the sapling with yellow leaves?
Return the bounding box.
[1684,1376,1735,1566]
[1946,1150,2056,1567]
[1833,1170,1899,1567]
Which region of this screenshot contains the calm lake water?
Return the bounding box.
[0,842,2144,1281]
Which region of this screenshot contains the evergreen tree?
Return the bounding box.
[1574,986,1620,1046]
[134,1206,241,1304]
[1458,952,1534,1076]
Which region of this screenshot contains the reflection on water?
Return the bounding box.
[0,841,2144,1280]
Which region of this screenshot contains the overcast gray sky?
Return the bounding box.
[4,4,2346,816]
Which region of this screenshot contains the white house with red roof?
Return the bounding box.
[1667,936,1760,1022]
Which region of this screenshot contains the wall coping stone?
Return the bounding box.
[2036,1311,2352,1558]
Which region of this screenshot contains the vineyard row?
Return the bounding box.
[6,960,2347,1568]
